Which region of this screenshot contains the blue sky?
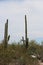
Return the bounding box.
[0,0,43,43]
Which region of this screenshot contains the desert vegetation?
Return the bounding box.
[0,15,43,65]
[0,40,43,65]
[0,41,43,65]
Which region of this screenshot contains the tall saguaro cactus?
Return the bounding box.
[25,15,28,49]
[3,19,10,65]
[4,19,8,48]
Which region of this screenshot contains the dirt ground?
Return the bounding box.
[39,60,43,65]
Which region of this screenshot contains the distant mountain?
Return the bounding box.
[35,37,43,43]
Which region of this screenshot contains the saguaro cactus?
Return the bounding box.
[22,36,24,44]
[4,19,8,48]
[25,15,28,49]
[3,19,10,65]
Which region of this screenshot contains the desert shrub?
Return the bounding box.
[0,42,40,65]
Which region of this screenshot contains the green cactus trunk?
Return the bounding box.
[25,15,28,49]
[4,19,8,49]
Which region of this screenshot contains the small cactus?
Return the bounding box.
[22,36,24,44]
